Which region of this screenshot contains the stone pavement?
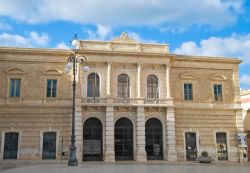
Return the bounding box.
[0,160,249,173]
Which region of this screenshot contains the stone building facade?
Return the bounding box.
[241,90,250,160]
[0,33,244,162]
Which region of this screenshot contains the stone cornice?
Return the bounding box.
[0,46,70,56]
[0,46,241,65]
[170,53,241,64]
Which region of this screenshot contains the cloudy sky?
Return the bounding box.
[0,0,250,89]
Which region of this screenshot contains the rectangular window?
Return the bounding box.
[184,83,193,101]
[47,79,57,97]
[9,78,21,97]
[214,84,222,101]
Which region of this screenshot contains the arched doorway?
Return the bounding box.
[145,118,163,160]
[83,117,103,161]
[42,132,56,159]
[3,132,19,159]
[115,117,133,160]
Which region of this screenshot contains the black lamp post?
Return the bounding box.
[65,35,89,166]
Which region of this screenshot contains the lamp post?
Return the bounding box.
[65,35,89,166]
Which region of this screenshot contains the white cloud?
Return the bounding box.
[0,0,244,29]
[126,31,157,43]
[83,24,112,40]
[55,42,69,49]
[0,32,49,47]
[174,33,250,63]
[240,75,250,86]
[97,25,111,40]
[29,31,49,46]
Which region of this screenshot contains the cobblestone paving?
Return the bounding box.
[0,161,249,173]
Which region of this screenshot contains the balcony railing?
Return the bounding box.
[81,97,172,106]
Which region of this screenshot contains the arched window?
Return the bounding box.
[147,75,158,98]
[87,73,100,97]
[118,74,130,97]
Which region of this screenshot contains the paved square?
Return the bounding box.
[0,161,250,173]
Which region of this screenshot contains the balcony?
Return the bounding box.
[81,97,174,107]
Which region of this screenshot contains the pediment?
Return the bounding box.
[43,69,62,75]
[5,68,25,74]
[209,74,227,81]
[180,73,196,80]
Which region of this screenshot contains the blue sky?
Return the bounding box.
[0,0,250,89]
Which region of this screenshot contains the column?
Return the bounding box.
[104,106,115,162]
[106,62,112,96]
[75,70,83,162]
[166,65,171,98]
[165,107,177,161]
[136,107,147,162]
[75,98,83,162]
[137,63,142,98]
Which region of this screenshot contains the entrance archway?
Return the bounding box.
[83,117,103,161]
[145,118,163,160]
[3,132,18,159]
[115,117,133,160]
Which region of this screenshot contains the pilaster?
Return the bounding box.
[136,107,147,162]
[137,63,142,98]
[106,62,112,96]
[166,65,171,98]
[75,98,83,162]
[165,107,177,161]
[104,106,115,162]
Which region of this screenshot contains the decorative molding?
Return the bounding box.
[120,64,127,69]
[5,67,25,75]
[209,74,227,81]
[43,69,62,75]
[112,32,138,42]
[180,73,196,80]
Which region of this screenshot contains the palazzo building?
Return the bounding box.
[0,33,244,162]
[241,90,250,160]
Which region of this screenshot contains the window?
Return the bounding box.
[214,84,222,101]
[47,79,57,97]
[147,75,158,98]
[118,74,129,97]
[184,83,193,101]
[87,73,100,97]
[9,78,21,97]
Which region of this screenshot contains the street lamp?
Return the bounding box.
[65,35,89,166]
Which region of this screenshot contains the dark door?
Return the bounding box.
[3,133,18,159]
[83,117,103,161]
[42,132,56,159]
[185,132,197,161]
[216,132,228,160]
[145,118,163,160]
[115,118,133,160]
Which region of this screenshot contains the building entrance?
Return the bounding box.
[3,132,18,159]
[216,132,228,160]
[145,118,163,160]
[115,118,133,160]
[185,132,197,161]
[42,132,56,159]
[83,117,103,161]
